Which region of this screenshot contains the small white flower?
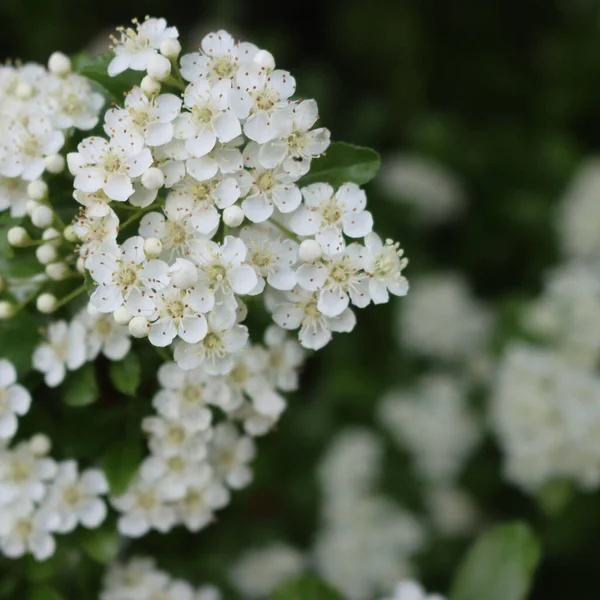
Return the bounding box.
[0,177,29,217]
[174,479,230,532]
[263,325,304,392]
[290,182,373,255]
[43,461,108,533]
[142,414,212,459]
[380,580,446,600]
[32,320,87,387]
[67,136,153,202]
[75,308,131,361]
[0,359,31,440]
[108,17,179,77]
[209,422,255,489]
[72,207,120,258]
[272,287,356,350]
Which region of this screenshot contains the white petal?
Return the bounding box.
[318,288,349,317]
[228,265,257,295]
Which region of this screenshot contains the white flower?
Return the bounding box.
[0,359,31,440]
[0,117,64,181]
[105,87,182,150]
[108,17,179,76]
[111,478,177,537]
[174,479,230,532]
[378,374,480,483]
[209,423,256,489]
[237,142,302,222]
[72,207,120,258]
[262,325,304,392]
[43,461,108,533]
[290,182,373,255]
[0,176,29,217]
[32,320,87,387]
[174,309,249,374]
[184,142,244,183]
[180,30,258,83]
[67,136,153,202]
[426,485,477,537]
[272,287,356,350]
[172,174,241,212]
[258,99,330,176]
[362,233,409,304]
[230,542,305,598]
[380,581,446,600]
[143,413,212,460]
[231,66,296,143]
[239,224,298,293]
[174,79,241,158]
[85,237,170,315]
[76,307,131,361]
[297,244,370,317]
[147,284,214,347]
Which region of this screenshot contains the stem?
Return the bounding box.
[270,218,301,243]
[52,284,86,311]
[118,201,163,231]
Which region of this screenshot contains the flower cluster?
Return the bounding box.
[492,342,600,491]
[101,556,221,600]
[378,374,480,483]
[0,360,108,560]
[0,55,103,217]
[379,581,446,600]
[313,429,424,600]
[65,20,407,372]
[111,325,304,537]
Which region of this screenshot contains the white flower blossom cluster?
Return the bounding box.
[378,153,464,225]
[397,273,492,363]
[33,307,131,387]
[101,556,221,600]
[229,542,305,598]
[379,580,446,600]
[0,55,103,217]
[524,262,600,368]
[67,20,407,369]
[111,325,304,537]
[492,342,600,492]
[378,374,480,483]
[0,360,108,561]
[314,429,424,600]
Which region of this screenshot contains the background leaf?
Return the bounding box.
[450,522,541,600]
[102,437,143,496]
[271,575,345,600]
[63,363,99,407]
[298,142,381,188]
[109,352,141,397]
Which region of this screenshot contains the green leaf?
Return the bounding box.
[72,53,141,101]
[271,575,344,600]
[109,352,142,396]
[102,437,143,495]
[80,527,119,564]
[298,142,381,188]
[63,363,99,407]
[537,480,574,516]
[450,522,541,600]
[0,311,41,374]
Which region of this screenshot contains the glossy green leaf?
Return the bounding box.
[271,575,344,600]
[102,437,143,495]
[72,53,141,101]
[450,522,541,600]
[298,142,381,188]
[109,352,141,397]
[63,363,99,407]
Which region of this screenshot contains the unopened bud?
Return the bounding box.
[36,243,57,265]
[129,316,150,338]
[31,205,54,228]
[44,154,65,174]
[141,75,161,96]
[299,239,322,263]
[223,205,244,228]
[36,293,57,314]
[143,237,163,258]
[7,227,30,247]
[27,180,48,201]
[147,54,171,81]
[160,39,181,59]
[48,52,71,76]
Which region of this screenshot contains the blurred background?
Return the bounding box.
[3,0,600,598]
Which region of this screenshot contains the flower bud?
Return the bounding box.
[7,226,30,247]
[143,237,163,258]
[36,243,58,265]
[0,301,15,319]
[141,167,164,190]
[87,303,101,317]
[42,227,60,242]
[29,433,51,455]
[44,154,65,174]
[64,225,79,242]
[169,258,198,289]
[31,205,54,228]
[299,239,322,263]
[160,38,182,59]
[48,52,71,76]
[147,54,171,81]
[27,180,48,200]
[141,75,161,96]
[223,205,244,228]
[25,200,39,216]
[129,316,150,338]
[46,262,70,280]
[36,293,57,314]
[253,49,276,71]
[113,305,132,326]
